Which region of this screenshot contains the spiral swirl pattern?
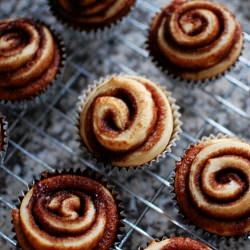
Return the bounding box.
[144,237,211,250]
[50,0,136,30]
[0,18,61,101]
[79,75,175,167]
[175,137,250,236]
[12,173,119,250]
[147,0,243,81]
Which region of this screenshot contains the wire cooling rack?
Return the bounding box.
[0,0,250,249]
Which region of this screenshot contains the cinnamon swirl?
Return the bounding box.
[175,136,250,236]
[0,18,63,102]
[143,237,211,250]
[147,0,244,81]
[12,171,120,250]
[78,75,180,168]
[49,0,136,32]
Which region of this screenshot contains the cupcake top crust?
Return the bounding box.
[0,18,62,101]
[144,237,211,250]
[175,137,250,236]
[49,0,136,31]
[12,172,120,250]
[147,0,243,81]
[79,75,177,167]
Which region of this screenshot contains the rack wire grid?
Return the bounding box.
[0,0,250,249]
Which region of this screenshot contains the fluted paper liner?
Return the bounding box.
[139,231,214,250]
[0,114,8,165]
[0,19,66,110]
[169,133,250,250]
[12,168,125,250]
[48,0,137,39]
[74,74,182,171]
[145,6,245,87]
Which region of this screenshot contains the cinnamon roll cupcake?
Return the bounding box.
[174,135,250,236]
[0,114,8,164]
[147,0,244,82]
[12,170,123,250]
[143,237,211,250]
[48,0,136,34]
[76,75,181,168]
[0,18,65,107]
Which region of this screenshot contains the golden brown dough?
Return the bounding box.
[0,18,62,101]
[12,172,120,250]
[79,75,178,167]
[175,137,250,236]
[49,0,136,31]
[147,0,243,81]
[143,237,211,250]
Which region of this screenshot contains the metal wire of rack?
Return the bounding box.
[0,0,250,249]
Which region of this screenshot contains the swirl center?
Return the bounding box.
[93,96,129,132]
[48,193,81,220]
[179,11,206,35]
[202,156,248,202]
[188,140,250,219]
[89,77,157,152]
[170,6,220,47]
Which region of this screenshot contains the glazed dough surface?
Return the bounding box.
[80,75,174,167]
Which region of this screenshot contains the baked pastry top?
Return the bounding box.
[175,137,250,236]
[12,172,120,250]
[147,0,243,81]
[144,237,211,250]
[0,18,62,101]
[49,0,136,31]
[79,75,176,167]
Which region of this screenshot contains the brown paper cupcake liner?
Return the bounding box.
[74,74,182,172]
[145,9,245,88]
[48,0,137,39]
[0,18,66,110]
[139,231,215,250]
[12,168,126,250]
[0,114,8,165]
[169,133,250,250]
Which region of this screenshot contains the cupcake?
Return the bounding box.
[143,237,211,250]
[76,75,181,168]
[12,170,123,250]
[174,135,250,236]
[0,114,8,164]
[0,18,65,108]
[147,0,244,82]
[48,0,136,34]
